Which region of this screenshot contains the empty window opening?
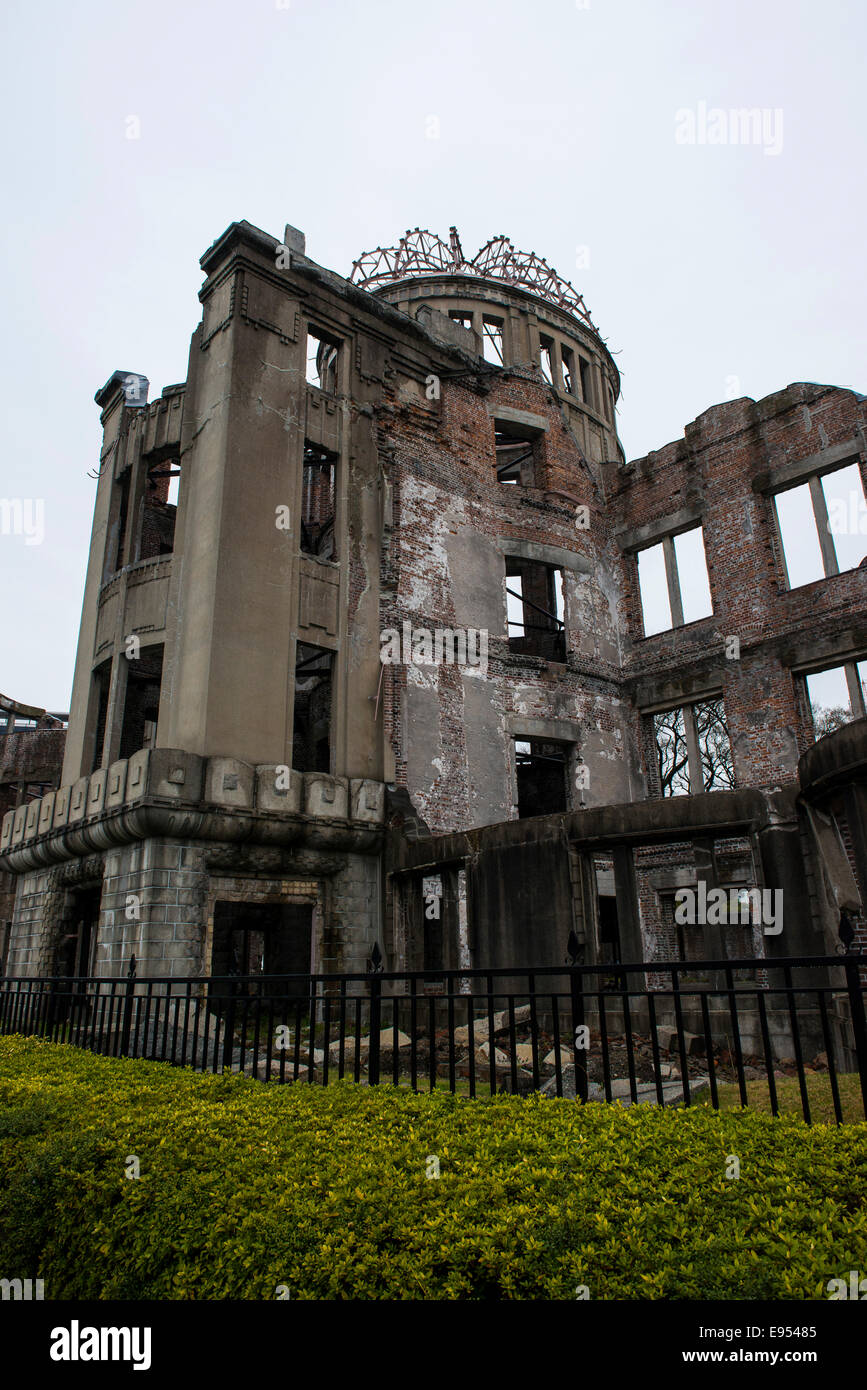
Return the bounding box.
[637,525,712,636]
[593,857,622,977]
[293,643,333,773]
[448,310,474,330]
[674,527,713,624]
[139,458,180,559]
[301,443,337,558]
[56,885,101,981]
[805,659,867,739]
[561,346,576,396]
[539,334,555,386]
[666,892,711,984]
[211,901,313,1001]
[515,738,568,817]
[506,558,565,661]
[90,659,112,773]
[774,461,867,588]
[578,356,593,407]
[653,698,734,797]
[482,316,504,365]
[306,330,339,393]
[112,469,131,573]
[637,544,671,636]
[119,644,163,761]
[493,418,542,486]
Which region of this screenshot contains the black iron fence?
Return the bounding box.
[1,952,866,1125]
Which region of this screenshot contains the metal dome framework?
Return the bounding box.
[350,226,597,330]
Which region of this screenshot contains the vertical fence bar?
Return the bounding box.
[844,956,867,1121]
[698,990,718,1111]
[410,976,418,1093]
[647,992,665,1106]
[447,975,456,1095]
[486,973,496,1096]
[368,970,381,1088]
[551,990,563,1098]
[569,963,588,1103]
[620,968,637,1105]
[598,988,611,1101]
[816,988,842,1126]
[466,994,476,1100]
[427,995,436,1093]
[724,965,747,1111]
[528,974,540,1092]
[782,965,810,1125]
[756,989,779,1118]
[119,956,136,1058]
[672,966,691,1104]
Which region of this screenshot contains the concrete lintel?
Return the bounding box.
[396,786,790,872]
[751,439,860,495]
[509,717,582,744]
[486,404,549,432]
[495,536,592,574]
[617,505,703,554]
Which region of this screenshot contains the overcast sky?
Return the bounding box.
[1,0,864,710]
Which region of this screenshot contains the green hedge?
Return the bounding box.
[1,1036,865,1300]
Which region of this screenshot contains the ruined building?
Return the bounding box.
[0,694,67,962]
[1,219,865,1012]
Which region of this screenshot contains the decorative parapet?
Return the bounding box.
[0,749,385,872]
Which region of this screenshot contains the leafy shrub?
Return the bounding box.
[0,1036,865,1300]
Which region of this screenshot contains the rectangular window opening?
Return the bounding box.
[493,418,541,487]
[211,901,313,1001]
[774,460,867,588]
[578,357,593,408]
[293,642,333,773]
[112,470,131,573]
[652,698,734,797]
[306,330,339,393]
[673,526,713,624]
[90,659,112,773]
[140,457,180,559]
[301,443,337,558]
[119,644,163,761]
[637,542,671,636]
[561,346,576,396]
[515,738,569,818]
[805,660,867,740]
[637,525,712,635]
[482,316,504,365]
[505,558,566,661]
[539,334,555,386]
[56,885,101,981]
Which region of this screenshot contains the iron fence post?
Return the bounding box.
[119,954,136,1056]
[567,932,588,1102]
[844,955,867,1119]
[367,942,383,1086]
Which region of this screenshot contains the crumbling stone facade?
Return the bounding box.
[1,218,865,994]
[0,696,67,963]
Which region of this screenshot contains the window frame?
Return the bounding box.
[635,523,713,637]
[648,696,735,797]
[771,458,867,589]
